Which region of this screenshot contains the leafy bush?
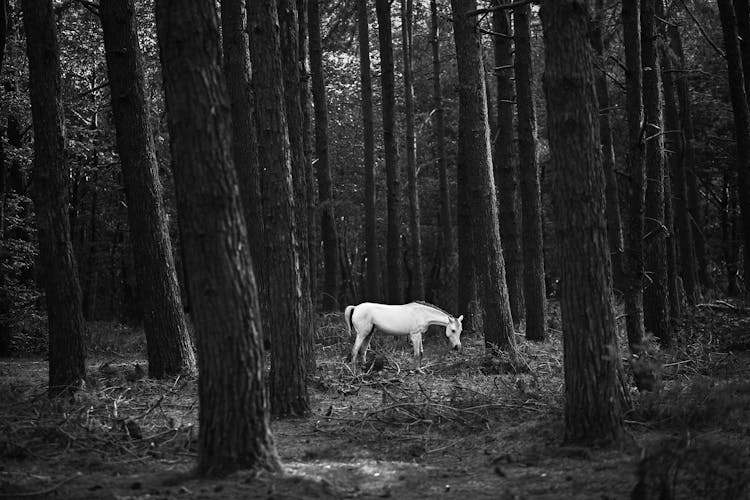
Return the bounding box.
[0,193,44,357]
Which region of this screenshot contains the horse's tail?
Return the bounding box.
[344,305,356,338]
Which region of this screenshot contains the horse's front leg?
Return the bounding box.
[409,332,425,374]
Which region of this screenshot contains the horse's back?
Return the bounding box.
[351,302,422,335]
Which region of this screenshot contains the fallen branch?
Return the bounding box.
[696,302,742,312]
[662,359,693,368]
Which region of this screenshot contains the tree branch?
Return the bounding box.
[77,80,109,98]
[479,26,513,39]
[466,0,534,17]
[77,0,100,17]
[676,0,724,59]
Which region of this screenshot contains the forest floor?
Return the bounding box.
[1,298,750,499]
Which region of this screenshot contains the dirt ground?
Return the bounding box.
[1,300,749,499]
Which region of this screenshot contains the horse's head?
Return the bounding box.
[446,315,464,350]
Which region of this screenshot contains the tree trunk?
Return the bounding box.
[402,0,424,300]
[0,0,6,239]
[658,0,697,307]
[456,28,477,330]
[0,3,7,354]
[457,145,476,328]
[358,0,381,302]
[492,0,524,325]
[734,0,750,120]
[664,162,682,319]
[718,0,750,290]
[82,167,100,321]
[75,81,99,324]
[100,0,196,377]
[729,0,750,289]
[540,0,623,446]
[450,0,515,351]
[309,0,339,310]
[175,209,192,313]
[640,0,670,345]
[375,0,403,304]
[669,23,710,290]
[430,0,455,311]
[655,1,682,319]
[23,0,86,396]
[278,0,315,368]
[154,0,281,475]
[0,17,9,353]
[248,0,310,417]
[221,0,266,322]
[621,0,646,352]
[722,171,741,296]
[298,0,318,311]
[590,0,624,291]
[736,0,750,289]
[119,230,140,325]
[514,4,546,341]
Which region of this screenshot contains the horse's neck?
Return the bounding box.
[414,303,450,326]
[425,317,449,327]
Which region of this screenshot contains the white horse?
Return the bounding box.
[344,301,464,373]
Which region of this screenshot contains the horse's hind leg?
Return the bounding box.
[350,329,368,374]
[360,327,376,368]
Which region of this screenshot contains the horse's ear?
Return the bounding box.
[457,315,463,323]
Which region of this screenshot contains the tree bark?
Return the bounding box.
[154,0,281,475]
[221,0,266,321]
[100,0,196,377]
[492,0,524,325]
[81,168,100,321]
[402,0,424,300]
[248,0,310,417]
[298,0,318,312]
[664,161,682,319]
[669,23,710,290]
[640,0,671,345]
[450,0,516,351]
[513,3,546,341]
[733,0,750,289]
[376,0,403,304]
[309,0,339,310]
[590,0,624,291]
[722,171,741,295]
[718,0,750,289]
[358,0,381,302]
[735,0,750,118]
[456,142,477,328]
[456,29,477,329]
[278,0,315,368]
[430,0,456,311]
[23,0,87,396]
[736,1,750,289]
[658,0,697,308]
[540,0,623,446]
[621,0,646,352]
[77,80,100,325]
[0,0,6,239]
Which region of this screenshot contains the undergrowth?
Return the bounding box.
[0,298,748,498]
[0,364,197,471]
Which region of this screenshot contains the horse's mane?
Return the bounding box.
[413,300,452,317]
